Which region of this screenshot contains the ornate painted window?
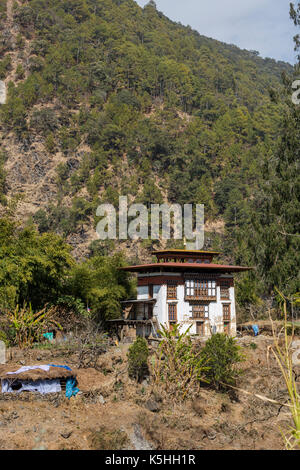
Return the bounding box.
[167,282,177,300]
[192,304,209,319]
[185,280,216,298]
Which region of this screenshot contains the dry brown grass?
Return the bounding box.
[88,426,129,450]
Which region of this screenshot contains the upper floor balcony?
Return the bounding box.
[185,279,217,301]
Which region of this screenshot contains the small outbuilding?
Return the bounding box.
[0,364,79,397]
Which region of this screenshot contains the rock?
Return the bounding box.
[0,81,6,104]
[145,399,160,413]
[130,424,154,450]
[202,429,217,440]
[61,431,72,439]
[98,394,105,404]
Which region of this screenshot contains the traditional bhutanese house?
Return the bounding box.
[115,249,252,339]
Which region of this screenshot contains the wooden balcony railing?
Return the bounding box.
[185,295,216,302]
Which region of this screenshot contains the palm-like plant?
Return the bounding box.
[152,324,208,400]
[8,303,62,348]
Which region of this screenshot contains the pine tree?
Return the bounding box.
[237,3,300,299]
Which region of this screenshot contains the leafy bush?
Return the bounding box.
[200,333,244,390]
[0,330,9,347]
[0,55,11,79]
[16,64,25,80]
[127,337,149,382]
[55,295,87,317]
[30,108,58,134]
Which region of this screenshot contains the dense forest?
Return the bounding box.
[0,0,298,321]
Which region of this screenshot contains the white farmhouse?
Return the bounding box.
[114,249,252,340]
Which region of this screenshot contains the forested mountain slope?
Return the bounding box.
[0,0,293,268]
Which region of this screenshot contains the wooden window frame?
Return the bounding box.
[192,304,209,319]
[167,282,177,300]
[220,283,230,300]
[149,284,153,299]
[168,303,177,322]
[222,303,231,321]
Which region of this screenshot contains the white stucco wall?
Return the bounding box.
[137,273,237,337]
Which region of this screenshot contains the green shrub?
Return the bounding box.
[30,108,58,134]
[0,55,11,79]
[127,337,149,382]
[16,64,25,80]
[0,330,9,347]
[200,333,244,390]
[45,133,56,153]
[55,295,87,317]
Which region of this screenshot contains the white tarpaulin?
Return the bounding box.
[1,378,61,394]
[1,364,62,394]
[6,365,50,375]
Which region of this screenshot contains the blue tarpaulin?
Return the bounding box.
[43,333,53,341]
[48,364,79,398]
[48,364,72,371]
[252,325,259,336]
[65,377,80,399]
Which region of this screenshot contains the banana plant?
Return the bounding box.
[8,303,62,348]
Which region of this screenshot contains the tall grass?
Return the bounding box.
[270,290,300,449]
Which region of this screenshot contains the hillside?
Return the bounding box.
[0,0,293,263]
[0,334,296,450]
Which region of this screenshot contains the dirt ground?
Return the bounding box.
[0,335,298,450]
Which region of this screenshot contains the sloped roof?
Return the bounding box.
[120,262,253,273]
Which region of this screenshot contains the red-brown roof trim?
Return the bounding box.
[120,262,253,273]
